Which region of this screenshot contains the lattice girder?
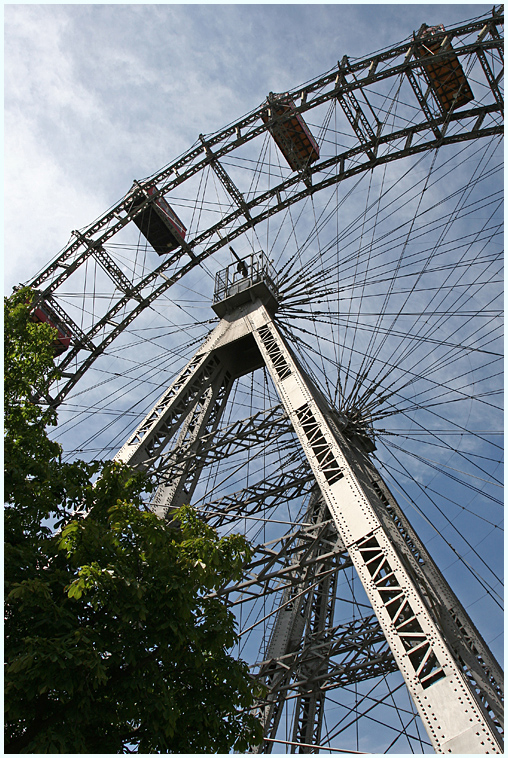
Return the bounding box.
[113,292,503,753]
[24,11,503,410]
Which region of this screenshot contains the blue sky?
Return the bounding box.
[4,3,492,292]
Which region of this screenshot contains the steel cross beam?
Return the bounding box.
[199,459,316,530]
[267,613,399,696]
[71,230,138,297]
[334,62,380,159]
[199,133,254,224]
[476,48,504,108]
[404,67,443,139]
[113,292,503,753]
[152,404,293,481]
[218,512,352,608]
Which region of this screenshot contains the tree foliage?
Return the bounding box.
[4,288,264,754]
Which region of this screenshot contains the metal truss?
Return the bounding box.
[112,289,503,753]
[198,459,316,533]
[253,491,348,750]
[151,369,233,513]
[199,133,254,224]
[214,490,351,606]
[23,9,503,409]
[153,404,291,479]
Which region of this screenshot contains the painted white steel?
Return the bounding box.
[114,296,502,753]
[247,301,502,754]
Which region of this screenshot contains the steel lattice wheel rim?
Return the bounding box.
[26,11,503,754]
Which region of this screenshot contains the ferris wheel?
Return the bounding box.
[25,8,503,754]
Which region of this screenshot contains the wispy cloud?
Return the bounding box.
[5,3,489,290]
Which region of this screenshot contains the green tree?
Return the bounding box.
[5,289,264,754]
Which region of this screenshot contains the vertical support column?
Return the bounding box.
[151,369,233,517]
[248,305,502,754]
[290,563,338,752]
[255,491,346,753]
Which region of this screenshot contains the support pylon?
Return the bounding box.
[114,253,503,753]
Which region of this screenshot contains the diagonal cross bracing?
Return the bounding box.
[153,404,292,480]
[200,460,315,530]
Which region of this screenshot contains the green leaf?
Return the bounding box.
[4,289,262,754]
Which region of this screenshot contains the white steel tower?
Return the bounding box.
[114,255,503,754]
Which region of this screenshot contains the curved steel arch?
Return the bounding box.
[24,13,502,414]
[29,13,502,289]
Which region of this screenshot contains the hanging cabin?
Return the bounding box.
[30,300,72,356]
[414,24,474,112]
[262,93,320,172]
[128,184,187,256]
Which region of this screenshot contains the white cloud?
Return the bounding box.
[5,4,492,289]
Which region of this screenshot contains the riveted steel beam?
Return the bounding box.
[112,290,503,752]
[244,301,502,752]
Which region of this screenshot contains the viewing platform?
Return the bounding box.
[212,252,279,317]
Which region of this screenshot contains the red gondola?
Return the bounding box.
[262,93,320,172]
[128,184,187,256]
[415,24,474,112]
[30,301,71,356]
